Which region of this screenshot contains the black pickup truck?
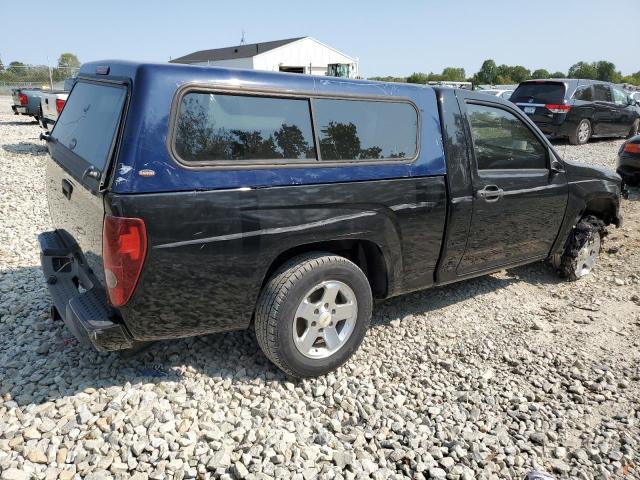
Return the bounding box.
[39,61,622,377]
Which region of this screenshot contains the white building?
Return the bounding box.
[170,37,359,78]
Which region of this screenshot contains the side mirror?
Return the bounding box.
[550,159,564,174]
[549,148,564,173]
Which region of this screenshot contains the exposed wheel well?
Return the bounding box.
[583,198,619,226]
[262,240,389,299]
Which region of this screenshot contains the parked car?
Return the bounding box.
[617,134,640,185]
[39,61,622,377]
[11,87,44,121]
[511,79,640,145]
[480,89,514,100]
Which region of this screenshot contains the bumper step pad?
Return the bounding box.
[39,230,134,351]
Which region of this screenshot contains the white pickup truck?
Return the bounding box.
[39,77,76,131]
[39,91,68,130]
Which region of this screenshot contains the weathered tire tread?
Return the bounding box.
[254,253,361,377]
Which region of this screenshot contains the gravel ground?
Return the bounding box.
[0,95,639,480]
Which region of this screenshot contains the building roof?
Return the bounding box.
[170,37,306,64]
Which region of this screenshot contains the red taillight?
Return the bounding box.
[18,93,28,106]
[624,143,640,154]
[55,98,65,114]
[545,104,571,114]
[102,215,147,307]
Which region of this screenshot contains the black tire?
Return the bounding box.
[627,119,640,139]
[254,253,372,378]
[554,215,606,281]
[569,119,591,145]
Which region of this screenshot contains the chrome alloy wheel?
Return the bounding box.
[292,280,357,359]
[576,234,600,277]
[578,121,591,143]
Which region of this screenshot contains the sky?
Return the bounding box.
[1,0,638,78]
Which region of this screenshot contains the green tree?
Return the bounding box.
[509,65,531,83]
[531,69,550,79]
[568,61,597,79]
[441,67,466,82]
[57,53,80,68]
[475,59,498,85]
[595,61,621,83]
[406,72,430,84]
[550,71,566,78]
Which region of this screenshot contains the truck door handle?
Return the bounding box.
[476,185,503,202]
[61,179,73,200]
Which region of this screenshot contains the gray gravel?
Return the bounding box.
[1,95,639,480]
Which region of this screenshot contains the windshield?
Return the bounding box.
[51,81,127,171]
[511,82,566,104]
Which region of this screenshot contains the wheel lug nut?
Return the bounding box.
[331,309,335,314]
[324,303,329,308]
[311,321,316,326]
[314,309,319,314]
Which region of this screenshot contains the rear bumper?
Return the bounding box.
[38,230,134,351]
[11,105,28,115]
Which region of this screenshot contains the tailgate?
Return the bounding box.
[46,80,128,287]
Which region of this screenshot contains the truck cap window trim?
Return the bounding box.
[166,82,421,170]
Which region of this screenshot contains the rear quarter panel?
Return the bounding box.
[111,178,447,340]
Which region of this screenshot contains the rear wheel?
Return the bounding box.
[627,119,639,139]
[254,253,372,378]
[553,215,606,281]
[569,119,591,145]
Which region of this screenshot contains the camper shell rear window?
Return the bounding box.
[51,81,127,171]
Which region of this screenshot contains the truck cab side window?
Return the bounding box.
[466,103,547,170]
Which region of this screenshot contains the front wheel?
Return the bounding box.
[254,253,372,378]
[553,215,606,281]
[569,119,592,145]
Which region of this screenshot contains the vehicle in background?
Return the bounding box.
[38,78,77,131]
[617,134,640,186]
[427,80,473,90]
[39,91,69,131]
[38,61,622,378]
[479,89,514,100]
[11,88,45,121]
[511,79,640,145]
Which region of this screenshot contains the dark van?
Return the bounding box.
[511,79,640,145]
[39,61,622,377]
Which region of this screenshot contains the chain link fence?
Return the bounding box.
[0,65,79,94]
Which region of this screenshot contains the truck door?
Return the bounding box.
[455,93,568,275]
